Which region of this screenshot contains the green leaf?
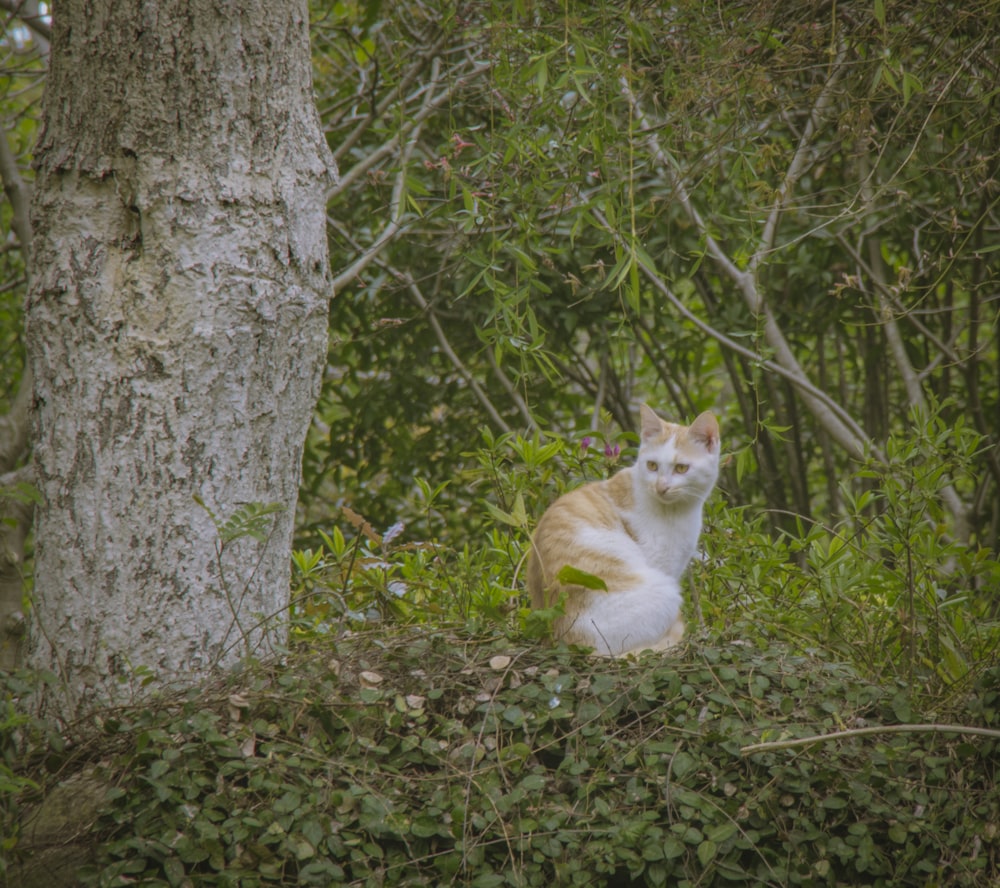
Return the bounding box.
[353,37,375,66]
[556,565,608,591]
[483,500,526,529]
[697,839,717,866]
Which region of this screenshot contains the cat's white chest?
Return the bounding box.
[629,505,701,579]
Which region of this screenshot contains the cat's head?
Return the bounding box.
[636,405,720,507]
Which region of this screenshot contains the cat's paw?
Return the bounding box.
[614,618,686,657]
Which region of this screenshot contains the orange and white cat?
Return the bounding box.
[527,405,719,657]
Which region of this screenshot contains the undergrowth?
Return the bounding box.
[4,629,999,886]
[292,415,1000,707]
[4,410,999,886]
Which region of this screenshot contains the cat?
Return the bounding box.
[526,405,720,657]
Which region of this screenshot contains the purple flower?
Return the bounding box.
[604,442,620,459]
[580,436,592,451]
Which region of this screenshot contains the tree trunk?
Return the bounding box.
[24,0,334,719]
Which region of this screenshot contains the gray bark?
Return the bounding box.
[24,0,334,719]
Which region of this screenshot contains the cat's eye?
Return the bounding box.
[673,464,690,475]
[646,460,659,472]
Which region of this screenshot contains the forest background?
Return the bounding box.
[1,1,1000,884]
[2,0,1000,702]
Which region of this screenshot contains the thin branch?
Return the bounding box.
[589,206,878,460]
[0,128,33,472]
[400,272,512,434]
[835,230,962,365]
[332,29,451,165]
[0,127,33,256]
[485,346,536,431]
[590,354,607,432]
[0,0,51,43]
[328,59,490,201]
[741,723,1000,756]
[331,59,439,294]
[748,45,850,280]
[621,56,876,463]
[854,160,970,537]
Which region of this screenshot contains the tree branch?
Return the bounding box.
[748,46,849,280]
[400,272,512,434]
[0,0,51,43]
[331,59,439,294]
[589,206,877,459]
[741,723,1000,756]
[331,29,451,166]
[485,346,536,431]
[854,164,971,537]
[0,128,33,472]
[621,55,877,463]
[329,58,490,200]
[0,127,33,256]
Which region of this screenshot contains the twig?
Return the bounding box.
[329,59,490,200]
[331,59,440,294]
[331,29,451,165]
[741,723,1000,756]
[620,58,879,464]
[326,218,516,434]
[589,206,876,458]
[0,131,33,473]
[402,272,512,434]
[0,0,51,43]
[485,346,536,431]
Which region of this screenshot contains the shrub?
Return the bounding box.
[5,630,998,887]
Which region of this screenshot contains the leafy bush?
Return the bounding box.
[5,631,998,887]
[293,410,1000,706]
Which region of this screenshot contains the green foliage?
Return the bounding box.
[291,425,631,635]
[196,497,286,546]
[0,669,55,877]
[294,405,1000,707]
[698,404,1000,700]
[3,4,1000,880]
[5,632,998,886]
[305,0,1000,561]
[0,22,43,413]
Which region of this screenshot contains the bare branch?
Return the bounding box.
[0,0,50,43]
[589,206,877,461]
[331,29,451,165]
[329,59,490,200]
[741,723,1000,756]
[0,127,32,256]
[331,59,440,294]
[485,346,536,431]
[622,57,877,463]
[400,271,512,434]
[748,46,850,280]
[0,128,33,472]
[855,165,970,537]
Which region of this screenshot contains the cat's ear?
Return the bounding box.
[639,404,663,441]
[689,411,719,453]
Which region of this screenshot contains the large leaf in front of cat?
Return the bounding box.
[556,564,608,591]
